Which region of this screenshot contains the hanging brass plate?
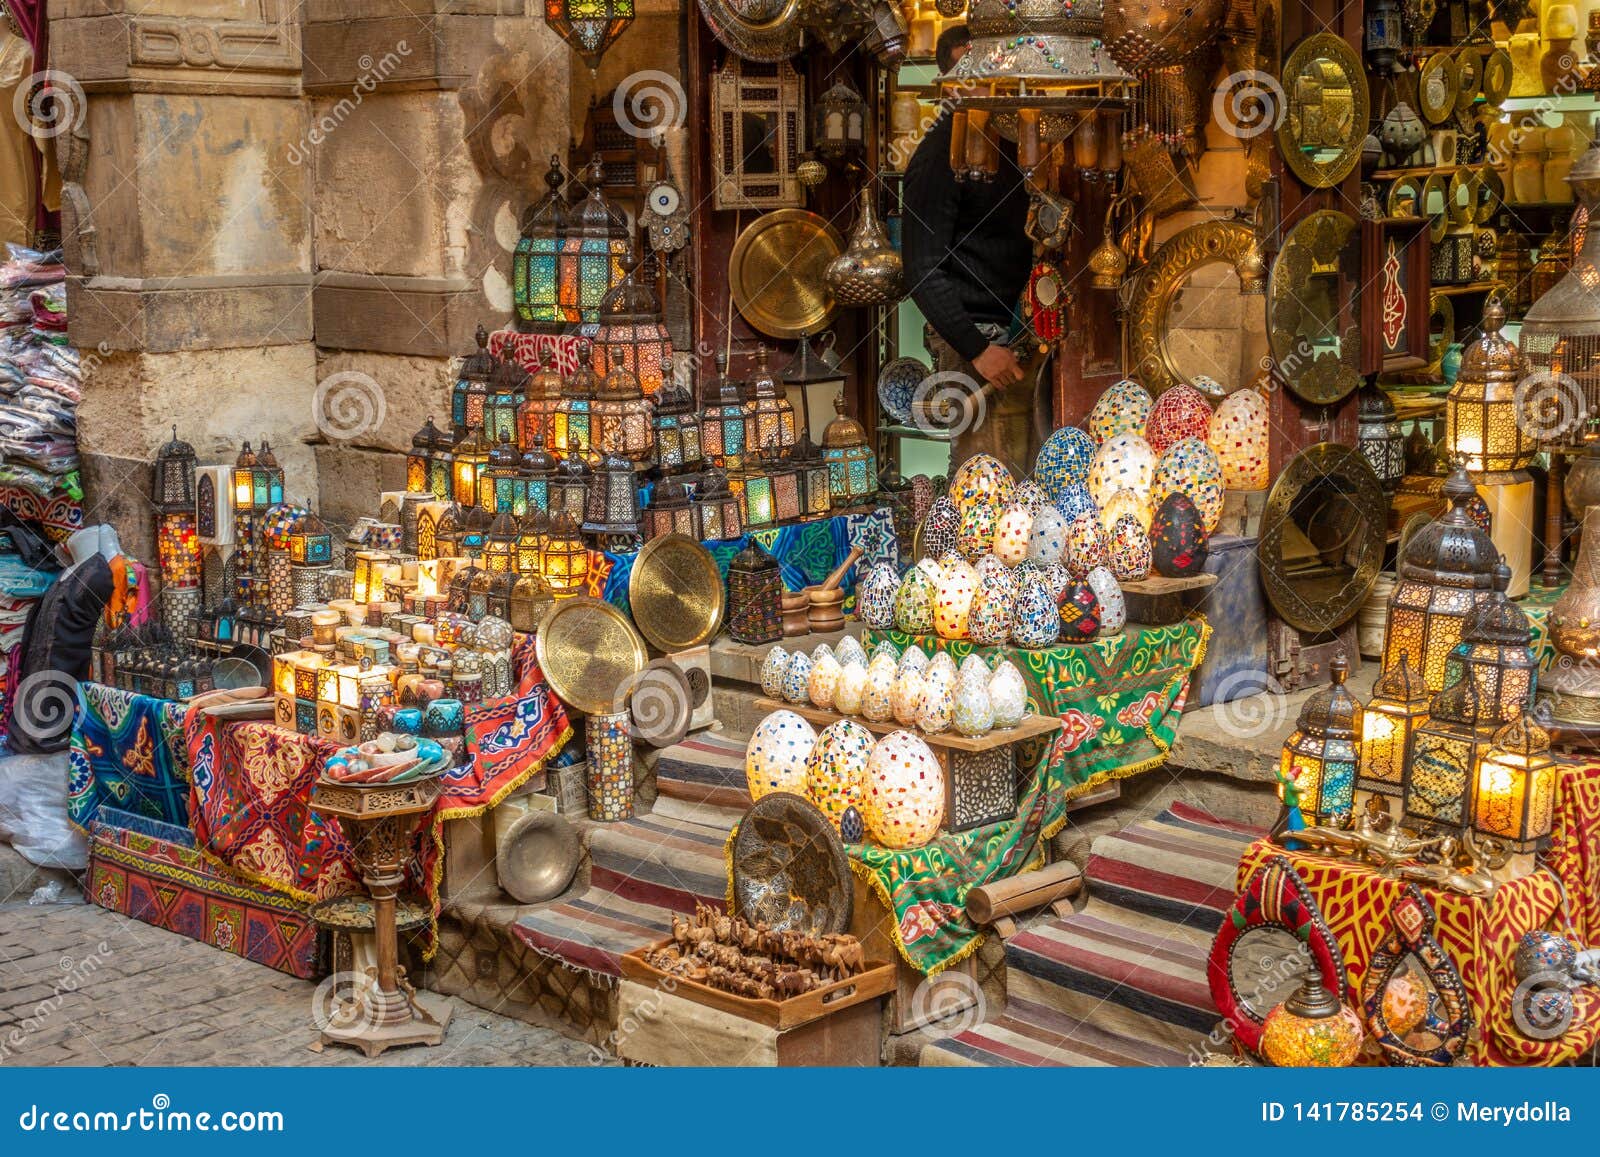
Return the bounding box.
[729,210,845,339]
[1418,53,1459,124]
[1481,48,1513,107]
[628,534,726,652]
[535,596,647,715]
[1267,209,1361,406]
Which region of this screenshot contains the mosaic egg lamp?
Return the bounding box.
[835,661,868,715]
[989,660,1029,727]
[1012,576,1062,647]
[1034,426,1097,497]
[759,646,789,698]
[1055,483,1097,524]
[863,655,897,721]
[1209,387,1269,490]
[916,665,956,733]
[745,710,817,800]
[949,453,1016,519]
[1099,486,1151,533]
[1144,382,1214,455]
[1087,566,1126,636]
[993,503,1034,565]
[1088,431,1156,510]
[1087,378,1153,443]
[920,495,961,559]
[1151,436,1225,533]
[862,730,946,849]
[781,651,813,703]
[1065,511,1110,579]
[804,720,874,829]
[892,665,926,727]
[1260,969,1365,1067]
[1027,505,1068,565]
[807,651,842,709]
[894,566,938,634]
[1107,514,1153,582]
[1150,491,1209,577]
[855,561,900,630]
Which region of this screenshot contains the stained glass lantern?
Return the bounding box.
[484,512,520,574]
[448,562,482,616]
[743,346,798,458]
[521,435,556,517]
[822,393,878,505]
[453,430,490,508]
[593,364,655,465]
[1365,0,1403,73]
[517,511,549,575]
[1383,465,1502,691]
[592,255,672,396]
[154,426,196,513]
[644,477,695,540]
[1442,560,1535,728]
[694,468,744,541]
[487,571,517,621]
[583,451,643,547]
[652,380,703,474]
[486,356,529,447]
[559,156,629,328]
[814,80,867,162]
[433,504,462,559]
[452,325,495,436]
[255,441,285,508]
[878,467,916,554]
[288,512,333,566]
[1259,969,1365,1068]
[550,454,590,523]
[1447,299,1537,473]
[795,435,833,517]
[352,551,390,604]
[542,513,591,596]
[427,429,453,503]
[509,572,557,634]
[552,342,598,459]
[741,457,775,530]
[700,352,749,470]
[480,432,523,513]
[460,504,492,558]
[1358,653,1430,808]
[232,441,259,512]
[544,0,634,73]
[767,446,803,524]
[1357,385,1406,493]
[518,351,564,452]
[1473,714,1559,854]
[728,540,782,644]
[513,157,568,330]
[1407,671,1495,834]
[1277,655,1361,828]
[157,509,201,588]
[408,417,447,497]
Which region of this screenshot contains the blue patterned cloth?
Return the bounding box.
[67,683,191,833]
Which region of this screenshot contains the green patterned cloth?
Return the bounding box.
[1517,582,1563,671]
[851,619,1209,975]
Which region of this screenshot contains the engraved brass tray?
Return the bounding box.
[731,791,853,935]
[729,210,845,339]
[628,534,725,651]
[536,596,647,715]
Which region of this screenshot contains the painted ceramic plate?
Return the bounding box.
[877,356,930,423]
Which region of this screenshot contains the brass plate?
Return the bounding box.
[628,534,725,652]
[729,210,845,339]
[731,791,853,935]
[1277,32,1369,189]
[1257,442,1386,634]
[1454,47,1482,112]
[536,596,647,715]
[695,0,802,63]
[1419,52,1459,124]
[1481,48,1512,106]
[1421,172,1450,242]
[1386,175,1422,218]
[1267,209,1360,406]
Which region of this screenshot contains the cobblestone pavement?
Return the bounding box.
[0,899,603,1066]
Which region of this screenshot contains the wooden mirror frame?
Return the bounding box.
[1277,32,1369,189]
[1268,208,1361,405]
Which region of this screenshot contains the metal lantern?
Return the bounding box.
[552,342,598,459]
[452,429,491,509]
[652,380,703,474]
[486,356,529,447]
[544,0,634,73]
[822,392,878,505]
[795,435,833,517]
[583,451,643,547]
[645,476,695,541]
[521,435,556,517]
[592,256,672,396]
[1364,0,1404,73]
[1472,714,1559,854]
[232,441,259,512]
[452,324,495,436]
[559,156,629,328]
[768,445,803,524]
[542,513,590,595]
[1357,385,1406,493]
[517,510,549,575]
[432,503,462,559]
[1407,670,1496,834]
[1447,299,1537,473]
[459,504,492,558]
[157,509,201,589]
[480,432,523,513]
[352,550,390,604]
[1358,653,1430,807]
[593,364,655,465]
[728,539,782,644]
[509,572,557,634]
[513,158,568,330]
[1277,654,1362,828]
[878,467,916,554]
[1258,968,1365,1068]
[550,454,590,524]
[408,417,448,498]
[1442,560,1535,728]
[288,512,333,566]
[448,562,482,616]
[741,452,776,530]
[154,426,196,513]
[694,468,745,541]
[814,79,868,162]
[700,353,749,470]
[1383,465,1502,691]
[255,441,285,508]
[484,511,520,574]
[743,346,798,458]
[518,351,565,452]
[487,571,517,621]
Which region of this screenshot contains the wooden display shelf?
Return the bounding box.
[754,697,1061,750]
[1433,281,1506,297]
[1120,572,1217,626]
[1371,162,1483,180]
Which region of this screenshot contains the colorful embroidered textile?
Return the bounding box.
[1235,760,1600,1066]
[87,808,326,979]
[1517,583,1563,672]
[488,329,582,376]
[68,682,190,832]
[0,481,80,540]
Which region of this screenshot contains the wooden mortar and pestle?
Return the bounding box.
[807,545,864,633]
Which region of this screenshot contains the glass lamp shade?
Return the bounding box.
[742,347,798,458]
[822,393,878,504]
[1259,969,1365,1068]
[544,0,634,73]
[1405,676,1493,833]
[1472,715,1559,853]
[484,511,520,574]
[700,353,749,469]
[795,436,834,517]
[408,416,448,496]
[518,352,565,452]
[558,156,629,327]
[452,324,495,436]
[694,468,745,541]
[552,343,598,459]
[427,438,454,503]
[741,466,775,529]
[592,258,671,396]
[1358,653,1430,801]
[509,573,557,634]
[520,436,556,517]
[644,477,696,540]
[513,157,568,329]
[652,381,703,473]
[287,512,333,566]
[459,504,492,558]
[158,513,201,587]
[1277,655,1361,826]
[582,451,642,543]
[352,551,391,604]
[1364,0,1403,73]
[1356,385,1407,492]
[154,426,196,513]
[1446,299,1537,472]
[542,514,591,595]
[232,442,259,512]
[453,430,491,508]
[255,442,285,508]
[432,504,462,559]
[1442,562,1535,728]
[814,79,867,161]
[480,432,524,513]
[486,357,529,447]
[593,366,655,464]
[550,454,591,524]
[728,540,782,644]
[516,511,550,575]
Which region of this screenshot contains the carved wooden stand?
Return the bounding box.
[309,775,452,1058]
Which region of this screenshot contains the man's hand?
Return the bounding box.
[971,343,1023,387]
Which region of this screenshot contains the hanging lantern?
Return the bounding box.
[644,477,695,541]
[518,350,565,452]
[521,435,556,518]
[814,80,868,162]
[542,513,591,595]
[1259,968,1365,1068]
[517,510,549,576]
[593,364,655,465]
[484,511,520,574]
[1357,385,1407,493]
[552,342,598,459]
[694,468,745,541]
[728,540,782,644]
[1277,654,1362,828]
[352,551,390,604]
[652,379,703,474]
[549,454,591,524]
[231,441,259,512]
[1383,465,1502,691]
[1447,299,1537,473]
[1472,714,1559,855]
[700,352,749,470]
[795,435,833,518]
[480,432,524,513]
[452,324,495,437]
[822,392,878,505]
[583,451,643,548]
[513,157,569,330]
[486,356,529,447]
[157,510,201,590]
[742,346,798,458]
[153,426,196,513]
[287,512,333,566]
[509,572,557,634]
[452,429,491,508]
[559,156,629,328]
[543,0,634,74]
[592,254,672,396]
[1407,671,1496,835]
[1442,561,1535,729]
[1363,0,1404,74]
[408,417,447,497]
[1358,653,1430,809]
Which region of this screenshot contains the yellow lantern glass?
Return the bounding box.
[453,431,490,507]
[291,652,324,701]
[592,365,655,464]
[742,346,798,457]
[352,551,390,604]
[551,343,598,459]
[541,514,590,596]
[232,442,257,509]
[1445,298,1536,473]
[1472,715,1559,854]
[1358,653,1430,805]
[1405,675,1494,833]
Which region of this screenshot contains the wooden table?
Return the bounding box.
[1119,573,1218,626]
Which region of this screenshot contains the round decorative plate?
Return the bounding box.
[535,596,647,715]
[497,811,581,905]
[1386,174,1422,219]
[731,791,853,935]
[695,0,802,63]
[1418,52,1458,124]
[729,210,845,339]
[877,356,929,423]
[1421,172,1450,242]
[1454,46,1482,112]
[1481,47,1512,106]
[628,534,725,651]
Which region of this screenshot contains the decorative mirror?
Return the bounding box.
[1387,175,1422,218]
[1127,219,1267,396]
[1418,52,1458,124]
[710,56,805,210]
[1420,172,1450,242]
[1360,885,1473,1066]
[1278,32,1369,188]
[1454,47,1482,112]
[1207,855,1349,1055]
[1481,47,1512,106]
[1425,290,1455,377]
[1258,442,1386,634]
[1448,169,1474,227]
[1268,209,1360,404]
[1475,169,1502,224]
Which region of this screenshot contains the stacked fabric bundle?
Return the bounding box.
[0,245,81,540]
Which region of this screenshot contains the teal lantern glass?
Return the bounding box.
[512,158,567,330]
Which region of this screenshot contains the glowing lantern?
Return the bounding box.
[558,156,629,325]
[1208,388,1270,491]
[1144,383,1213,455]
[1358,653,1430,809]
[1277,655,1361,828]
[541,513,591,596]
[591,255,671,396]
[512,157,568,328]
[1472,715,1558,854]
[551,342,598,459]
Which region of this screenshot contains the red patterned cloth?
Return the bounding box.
[488,329,583,376]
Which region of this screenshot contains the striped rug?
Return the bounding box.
[923,802,1262,1067]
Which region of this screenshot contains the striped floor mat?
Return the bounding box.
[922,802,1262,1067]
